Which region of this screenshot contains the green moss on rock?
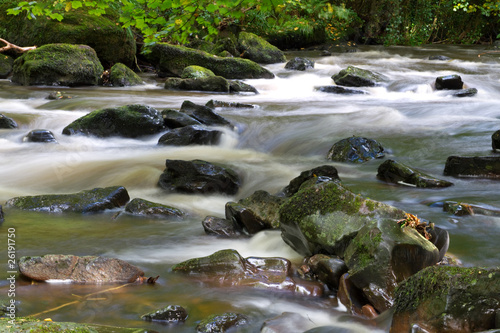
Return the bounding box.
[109,63,143,87]
[181,65,215,79]
[237,31,286,64]
[0,54,13,78]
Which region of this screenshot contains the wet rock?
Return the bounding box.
[229,80,259,94]
[428,55,451,61]
[124,198,185,219]
[164,76,230,93]
[337,273,369,317]
[18,254,144,283]
[443,201,500,217]
[146,43,274,79]
[435,74,463,90]
[202,216,244,238]
[141,305,188,323]
[332,66,388,87]
[377,159,453,188]
[22,129,57,143]
[205,100,256,109]
[285,57,315,71]
[0,54,13,79]
[444,156,500,179]
[237,32,286,64]
[306,254,348,291]
[158,159,241,195]
[161,109,202,129]
[180,100,232,127]
[327,136,385,163]
[451,87,478,97]
[391,266,500,333]
[181,65,215,79]
[225,190,285,234]
[62,104,164,138]
[0,205,4,223]
[0,114,18,129]
[108,63,143,87]
[157,125,222,146]
[492,130,500,151]
[196,312,248,333]
[172,249,324,296]
[261,312,317,333]
[6,186,130,213]
[314,85,367,95]
[281,165,341,197]
[11,44,103,86]
[46,91,73,100]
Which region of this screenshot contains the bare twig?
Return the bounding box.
[0,38,36,53]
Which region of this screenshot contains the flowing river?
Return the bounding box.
[0,45,499,332]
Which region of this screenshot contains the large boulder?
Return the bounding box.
[0,114,18,129]
[18,254,144,283]
[0,8,136,67]
[391,266,500,333]
[377,159,453,188]
[444,156,500,179]
[11,44,104,86]
[146,43,275,79]
[237,32,286,64]
[5,186,129,213]
[157,125,222,146]
[158,159,241,195]
[225,190,286,234]
[124,198,186,219]
[327,136,385,163]
[332,66,388,87]
[62,104,164,138]
[108,63,143,87]
[0,54,13,78]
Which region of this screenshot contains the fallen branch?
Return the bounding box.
[0,38,36,53]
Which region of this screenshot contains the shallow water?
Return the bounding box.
[0,45,499,332]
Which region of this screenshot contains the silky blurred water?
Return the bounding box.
[0,45,499,332]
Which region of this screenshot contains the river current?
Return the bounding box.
[0,45,499,332]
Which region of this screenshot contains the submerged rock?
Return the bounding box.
[492,130,500,151]
[205,100,256,109]
[377,159,453,188]
[261,312,317,333]
[108,63,143,87]
[22,129,57,143]
[18,254,144,283]
[180,100,232,127]
[0,114,18,129]
[225,190,286,234]
[146,43,274,79]
[285,57,315,71]
[315,85,367,95]
[435,74,463,90]
[124,198,185,219]
[197,312,248,333]
[327,136,385,163]
[141,305,188,323]
[428,55,451,61]
[332,66,388,87]
[442,201,500,217]
[391,266,500,333]
[62,104,164,138]
[11,44,103,86]
[0,318,100,332]
[451,87,478,97]
[158,159,241,195]
[172,249,324,296]
[157,125,222,146]
[237,31,286,64]
[202,216,244,238]
[5,186,130,213]
[444,156,500,179]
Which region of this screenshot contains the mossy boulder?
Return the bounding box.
[11,44,104,86]
[62,104,164,138]
[332,66,388,87]
[124,198,186,219]
[327,136,385,163]
[158,159,241,195]
[164,76,230,93]
[18,254,144,283]
[0,54,13,78]
[181,65,215,79]
[146,43,274,79]
[5,186,129,213]
[377,159,453,188]
[0,114,18,129]
[237,31,286,64]
[109,63,143,87]
[444,156,500,179]
[225,190,286,234]
[281,165,341,197]
[0,8,136,67]
[391,266,500,333]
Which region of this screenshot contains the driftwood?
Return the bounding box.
[0,38,36,53]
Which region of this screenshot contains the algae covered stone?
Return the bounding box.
[181,65,215,79]
[237,31,286,64]
[11,44,104,86]
[377,159,453,188]
[109,63,143,87]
